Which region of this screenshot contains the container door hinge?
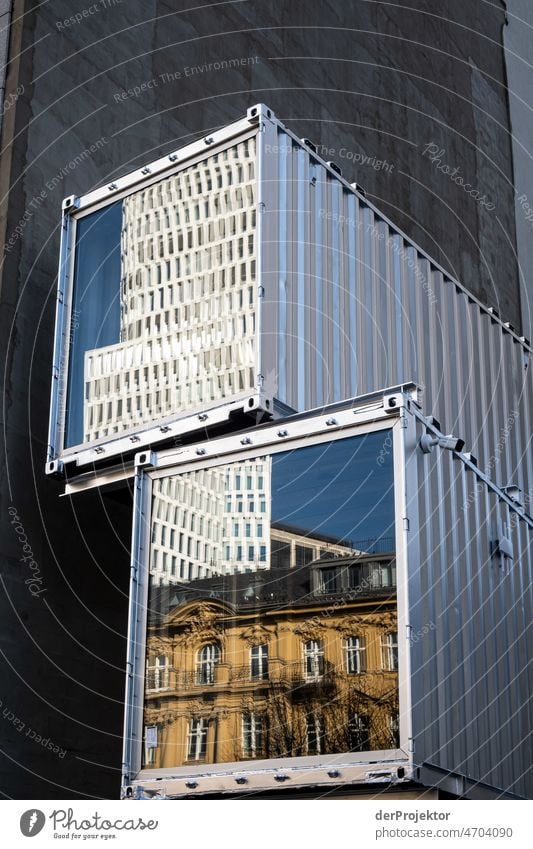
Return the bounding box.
[400,413,408,428]
[403,517,410,532]
[258,201,266,213]
[258,285,265,298]
[408,737,415,754]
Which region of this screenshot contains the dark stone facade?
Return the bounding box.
[0,0,518,798]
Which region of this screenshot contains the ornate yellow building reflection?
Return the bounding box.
[143,554,398,768]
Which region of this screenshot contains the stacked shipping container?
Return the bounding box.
[47,106,532,799]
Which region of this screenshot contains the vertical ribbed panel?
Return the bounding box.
[261,125,533,513]
[409,429,533,798]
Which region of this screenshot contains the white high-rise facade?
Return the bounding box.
[83,138,257,443]
[150,456,272,585]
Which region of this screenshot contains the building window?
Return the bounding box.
[306,713,323,755]
[250,643,269,680]
[146,655,170,691]
[271,537,291,570]
[389,713,400,747]
[295,544,314,567]
[304,639,324,680]
[345,563,359,589]
[187,718,208,761]
[348,712,369,752]
[242,713,264,757]
[345,636,366,674]
[144,725,158,766]
[318,566,340,594]
[369,560,396,588]
[381,632,398,671]
[259,544,267,562]
[196,643,220,684]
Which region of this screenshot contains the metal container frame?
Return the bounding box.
[121,385,416,798]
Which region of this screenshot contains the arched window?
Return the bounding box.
[196,643,221,684]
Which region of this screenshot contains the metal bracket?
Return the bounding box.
[134,450,155,469]
[383,392,405,413]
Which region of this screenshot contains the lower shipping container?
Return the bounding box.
[120,384,533,799]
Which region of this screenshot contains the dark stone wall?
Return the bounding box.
[0,0,518,798]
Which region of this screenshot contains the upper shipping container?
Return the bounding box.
[47,104,532,517]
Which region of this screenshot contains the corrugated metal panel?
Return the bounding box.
[408,414,533,798]
[260,119,533,518]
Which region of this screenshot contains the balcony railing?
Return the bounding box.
[348,536,394,555]
[146,660,353,694]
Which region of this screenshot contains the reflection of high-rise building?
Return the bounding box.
[219,459,271,577]
[143,559,398,770]
[149,458,385,586]
[150,456,272,584]
[84,138,257,443]
[150,467,226,583]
